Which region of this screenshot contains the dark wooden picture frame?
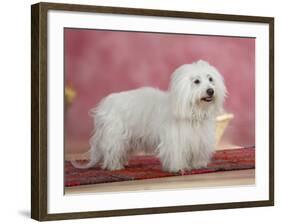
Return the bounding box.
[31,2,274,221]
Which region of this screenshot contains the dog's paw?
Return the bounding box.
[103,163,124,171]
[191,161,208,169]
[179,169,188,175]
[164,166,192,175]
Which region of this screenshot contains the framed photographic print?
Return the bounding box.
[31,2,274,221]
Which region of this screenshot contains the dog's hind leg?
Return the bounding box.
[102,147,127,170]
[101,140,128,171]
[99,124,130,171]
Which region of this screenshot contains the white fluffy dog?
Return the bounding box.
[72,60,226,173]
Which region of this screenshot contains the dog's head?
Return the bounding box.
[169,60,227,120]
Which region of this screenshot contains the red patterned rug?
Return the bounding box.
[65,147,255,187]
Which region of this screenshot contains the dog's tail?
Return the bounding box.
[70,149,101,169]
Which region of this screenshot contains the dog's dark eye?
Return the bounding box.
[209,77,213,82]
[194,79,200,84]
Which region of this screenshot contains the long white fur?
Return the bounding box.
[71,60,227,172]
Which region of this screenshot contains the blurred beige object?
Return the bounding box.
[215,113,234,145]
[65,85,76,105]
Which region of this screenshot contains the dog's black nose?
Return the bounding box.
[206,88,214,96]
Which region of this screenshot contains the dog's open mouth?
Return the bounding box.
[201,97,213,102]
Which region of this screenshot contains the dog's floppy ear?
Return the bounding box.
[213,70,227,115]
[170,89,191,119]
[169,64,193,119]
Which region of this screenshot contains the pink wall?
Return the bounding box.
[65,29,255,154]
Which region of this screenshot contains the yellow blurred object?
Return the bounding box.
[65,86,76,105]
[215,113,234,145]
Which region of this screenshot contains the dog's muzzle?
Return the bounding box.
[201,88,214,102]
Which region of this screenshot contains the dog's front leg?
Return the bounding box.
[190,147,213,169]
[158,144,192,173]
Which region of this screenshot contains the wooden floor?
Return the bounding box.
[65,169,255,194]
